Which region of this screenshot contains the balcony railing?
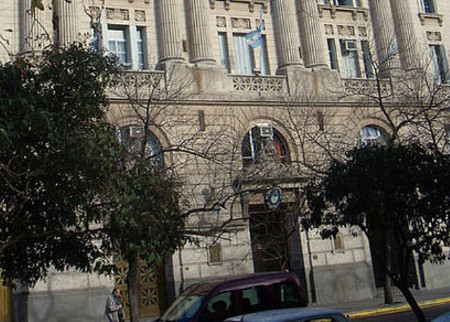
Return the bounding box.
[109,70,165,92]
[230,74,288,95]
[342,78,391,97]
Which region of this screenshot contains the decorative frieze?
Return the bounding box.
[337,25,355,37]
[135,10,146,22]
[427,31,442,42]
[231,18,251,29]
[106,8,129,21]
[209,0,269,13]
[358,27,367,38]
[325,24,334,35]
[216,16,227,28]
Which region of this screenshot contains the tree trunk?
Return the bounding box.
[384,231,394,304]
[396,283,426,322]
[127,252,141,322]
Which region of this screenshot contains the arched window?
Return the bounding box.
[241,125,289,166]
[356,125,389,147]
[117,124,163,167]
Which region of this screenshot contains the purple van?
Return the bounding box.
[157,271,307,322]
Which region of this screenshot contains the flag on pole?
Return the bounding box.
[246,7,263,48]
[387,39,396,61]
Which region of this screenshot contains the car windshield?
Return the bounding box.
[160,295,204,322]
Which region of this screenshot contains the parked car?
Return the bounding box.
[156,271,307,322]
[224,307,350,322]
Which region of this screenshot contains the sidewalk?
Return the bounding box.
[321,287,450,319]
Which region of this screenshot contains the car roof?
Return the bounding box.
[224,307,348,322]
[181,271,300,296]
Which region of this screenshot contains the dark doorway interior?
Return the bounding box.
[249,205,290,273]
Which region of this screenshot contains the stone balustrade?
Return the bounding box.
[230,74,288,95]
[342,78,391,97]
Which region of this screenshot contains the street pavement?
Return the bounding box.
[320,287,450,320]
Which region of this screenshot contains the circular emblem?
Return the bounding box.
[266,187,282,209]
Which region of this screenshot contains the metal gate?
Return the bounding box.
[115,260,160,320]
[0,279,12,322]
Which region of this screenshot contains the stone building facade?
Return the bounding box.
[1,0,450,321]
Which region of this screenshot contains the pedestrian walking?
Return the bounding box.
[105,288,125,322]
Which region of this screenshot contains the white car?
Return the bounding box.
[224,307,350,322]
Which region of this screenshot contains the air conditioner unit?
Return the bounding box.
[129,125,143,139]
[345,40,357,51]
[258,124,273,138]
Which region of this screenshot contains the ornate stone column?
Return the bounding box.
[20,0,47,52]
[55,0,78,45]
[185,0,215,64]
[271,0,303,71]
[390,0,422,70]
[155,0,185,64]
[369,0,400,74]
[296,0,328,69]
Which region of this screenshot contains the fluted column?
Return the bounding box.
[369,0,400,74]
[55,0,78,45]
[20,0,47,52]
[185,0,215,64]
[155,0,185,64]
[297,0,328,69]
[390,0,422,70]
[271,0,303,71]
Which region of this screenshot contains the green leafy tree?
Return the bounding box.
[304,144,450,322]
[0,43,118,285]
[105,159,189,321]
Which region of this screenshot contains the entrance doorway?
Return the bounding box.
[248,204,304,273]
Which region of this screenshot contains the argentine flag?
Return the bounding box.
[246,7,263,48]
[246,27,262,48]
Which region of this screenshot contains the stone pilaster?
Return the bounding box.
[185,0,215,64]
[271,0,303,71]
[297,0,328,69]
[155,0,185,65]
[369,0,400,74]
[55,0,78,45]
[390,0,422,70]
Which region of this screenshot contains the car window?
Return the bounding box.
[274,282,302,308]
[199,291,235,322]
[160,295,203,321]
[241,286,270,314]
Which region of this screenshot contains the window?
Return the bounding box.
[232,34,269,75]
[429,45,449,83]
[107,26,130,67]
[241,125,289,166]
[420,0,436,13]
[322,0,359,7]
[136,27,146,70]
[356,125,389,147]
[218,32,230,72]
[208,244,223,264]
[327,39,338,70]
[361,41,374,79]
[340,40,361,78]
[333,233,345,252]
[117,125,163,167]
